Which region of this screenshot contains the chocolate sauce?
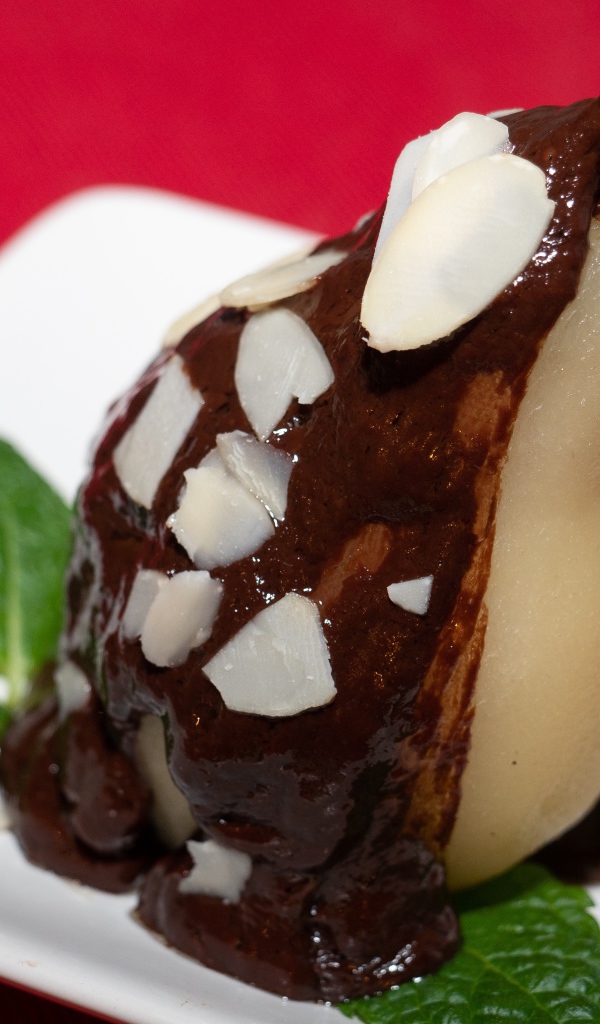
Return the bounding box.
[3,98,600,1001]
[1,696,155,893]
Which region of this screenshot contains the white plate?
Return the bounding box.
[0,830,335,1024]
[0,186,599,1024]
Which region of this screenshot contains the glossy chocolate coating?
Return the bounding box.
[3,98,600,1001]
[1,696,155,893]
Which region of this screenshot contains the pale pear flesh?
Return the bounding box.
[446,220,600,889]
[135,714,197,850]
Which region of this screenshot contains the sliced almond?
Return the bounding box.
[204,593,336,717]
[353,209,376,232]
[486,107,524,117]
[235,308,334,441]
[374,133,433,260]
[113,355,204,509]
[54,660,92,720]
[162,294,222,349]
[140,570,223,668]
[412,112,509,199]
[168,453,274,569]
[179,839,252,902]
[387,575,433,615]
[375,113,509,262]
[362,153,554,352]
[216,430,293,520]
[220,249,345,309]
[122,568,167,639]
[198,446,223,470]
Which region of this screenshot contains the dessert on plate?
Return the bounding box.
[3,97,600,1002]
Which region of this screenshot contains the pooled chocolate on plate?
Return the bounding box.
[3,97,600,1002]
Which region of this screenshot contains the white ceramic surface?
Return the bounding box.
[0,830,337,1024]
[0,186,598,1024]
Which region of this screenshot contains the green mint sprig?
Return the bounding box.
[0,439,71,732]
[341,863,600,1023]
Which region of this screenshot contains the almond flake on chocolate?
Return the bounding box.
[216,430,293,520]
[487,107,524,117]
[54,660,92,720]
[162,294,222,348]
[362,153,554,352]
[220,249,345,309]
[387,575,433,615]
[375,113,509,261]
[204,593,336,717]
[179,839,252,902]
[168,452,274,569]
[374,133,433,260]
[235,308,334,441]
[122,568,167,639]
[113,354,204,509]
[353,209,377,232]
[411,112,509,200]
[140,570,223,668]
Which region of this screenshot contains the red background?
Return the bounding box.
[1,0,599,246]
[0,1,598,1020]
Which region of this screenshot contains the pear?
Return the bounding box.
[446,220,600,888]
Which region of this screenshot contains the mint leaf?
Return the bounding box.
[0,440,71,716]
[341,864,600,1023]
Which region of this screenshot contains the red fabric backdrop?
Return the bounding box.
[0,1,598,1020]
[0,0,598,245]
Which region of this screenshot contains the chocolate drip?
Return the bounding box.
[1,697,155,892]
[3,97,600,1000]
